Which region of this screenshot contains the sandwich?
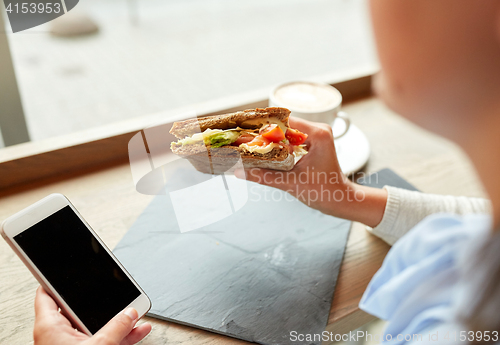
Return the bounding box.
[169,107,308,174]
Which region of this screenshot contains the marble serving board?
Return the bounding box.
[114,160,351,345]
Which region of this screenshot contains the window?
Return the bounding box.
[3,0,376,144]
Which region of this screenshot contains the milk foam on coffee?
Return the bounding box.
[273,82,342,112]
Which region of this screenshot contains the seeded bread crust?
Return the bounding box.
[171,144,294,174]
[169,107,290,139]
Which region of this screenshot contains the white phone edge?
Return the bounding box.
[0,193,151,336]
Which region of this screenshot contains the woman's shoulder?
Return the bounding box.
[401,212,491,246]
[391,213,491,263]
[359,213,492,344]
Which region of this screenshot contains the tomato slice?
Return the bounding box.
[285,128,308,145]
[246,135,271,147]
[260,124,286,143]
[232,133,255,146]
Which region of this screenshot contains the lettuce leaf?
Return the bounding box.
[174,129,241,147]
[208,131,240,147]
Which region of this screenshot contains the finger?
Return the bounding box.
[120,323,152,345]
[94,307,138,344]
[34,286,76,341]
[236,168,292,190]
[289,117,334,146]
[288,117,316,133]
[34,286,59,318]
[234,168,246,180]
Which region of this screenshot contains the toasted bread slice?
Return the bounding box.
[171,143,294,174]
[169,107,290,139]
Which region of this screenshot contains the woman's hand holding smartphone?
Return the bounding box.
[1,193,152,343]
[34,287,151,345]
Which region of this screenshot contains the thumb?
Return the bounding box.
[93,307,138,344]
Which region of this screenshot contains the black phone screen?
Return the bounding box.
[14,206,141,334]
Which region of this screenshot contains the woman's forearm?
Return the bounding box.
[340,183,389,228]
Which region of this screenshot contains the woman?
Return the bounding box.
[34,0,500,344]
[237,0,500,342]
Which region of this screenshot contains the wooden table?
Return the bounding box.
[0,96,485,345]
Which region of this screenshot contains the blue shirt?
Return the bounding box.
[359,213,499,344]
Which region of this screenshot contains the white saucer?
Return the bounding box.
[332,121,370,175]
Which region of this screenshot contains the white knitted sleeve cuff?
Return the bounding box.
[367,186,402,245]
[365,186,490,246]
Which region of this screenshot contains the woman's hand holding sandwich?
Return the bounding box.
[235,117,388,228]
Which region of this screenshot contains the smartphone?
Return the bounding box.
[0,193,151,335]
[356,168,420,192]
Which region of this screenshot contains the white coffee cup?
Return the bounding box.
[269,81,350,139]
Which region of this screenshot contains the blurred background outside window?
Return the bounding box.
[1,0,376,145]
